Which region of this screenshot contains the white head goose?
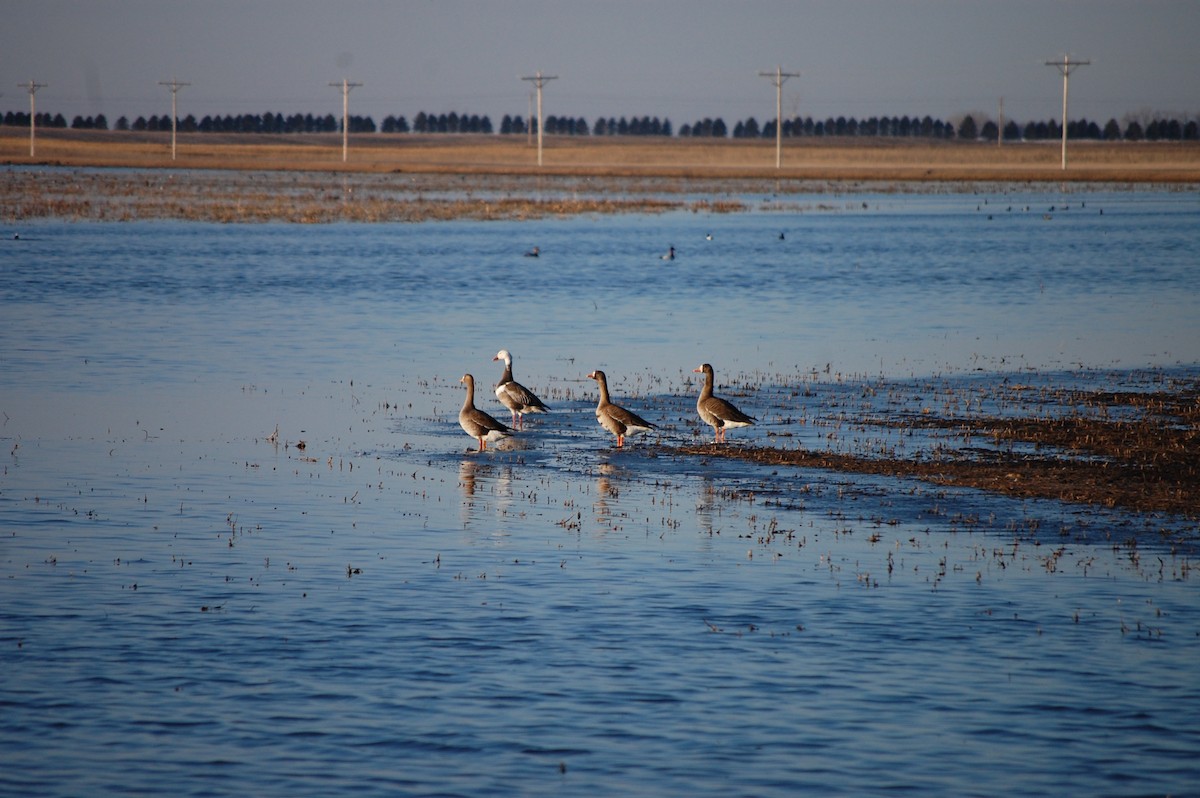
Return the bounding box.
[587,370,656,448]
[661,246,675,260]
[492,349,550,427]
[693,363,755,443]
[459,373,513,451]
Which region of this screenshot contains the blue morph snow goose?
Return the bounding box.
[492,349,550,427]
[459,374,513,451]
[693,363,755,443]
[587,370,656,448]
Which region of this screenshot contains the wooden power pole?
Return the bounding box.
[329,79,363,163]
[759,66,800,168]
[17,80,48,157]
[1045,56,1090,169]
[521,71,558,166]
[158,78,190,160]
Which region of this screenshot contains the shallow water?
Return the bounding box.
[2,187,1199,796]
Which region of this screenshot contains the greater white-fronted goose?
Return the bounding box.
[587,370,656,448]
[694,363,755,443]
[459,373,513,451]
[492,349,550,427]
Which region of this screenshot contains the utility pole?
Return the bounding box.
[158,78,190,161]
[1045,55,1090,170]
[18,80,48,157]
[998,97,1004,147]
[520,71,557,166]
[759,66,800,168]
[329,79,362,163]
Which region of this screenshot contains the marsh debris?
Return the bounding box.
[672,373,1199,519]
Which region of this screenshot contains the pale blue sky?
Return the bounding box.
[4,0,1197,128]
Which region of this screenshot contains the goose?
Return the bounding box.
[693,363,755,443]
[524,246,540,257]
[459,374,513,451]
[661,246,675,261]
[492,349,550,427]
[587,370,656,448]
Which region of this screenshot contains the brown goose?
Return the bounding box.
[693,363,755,443]
[587,370,656,448]
[493,349,550,427]
[459,374,513,451]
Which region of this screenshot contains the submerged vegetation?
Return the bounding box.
[669,371,1199,523]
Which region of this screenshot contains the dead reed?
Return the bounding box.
[4,128,1200,185]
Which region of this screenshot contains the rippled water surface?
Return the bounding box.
[2,186,1199,796]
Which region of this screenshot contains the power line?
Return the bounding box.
[521,71,557,167]
[158,78,191,161]
[759,66,799,168]
[329,79,363,163]
[998,96,1004,147]
[17,80,48,157]
[1045,56,1090,170]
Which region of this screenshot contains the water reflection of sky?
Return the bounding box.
[4,190,1198,440]
[3,192,1199,797]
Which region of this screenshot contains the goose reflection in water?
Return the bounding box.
[458,459,516,528]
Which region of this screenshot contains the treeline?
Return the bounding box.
[0,111,368,133]
[959,114,1200,142]
[499,113,674,136]
[724,113,1200,142]
[4,109,1199,142]
[737,115,957,139]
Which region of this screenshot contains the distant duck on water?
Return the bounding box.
[524,246,540,257]
[661,246,675,261]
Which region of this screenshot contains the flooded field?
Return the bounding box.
[2,182,1198,796]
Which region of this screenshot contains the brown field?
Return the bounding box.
[4,127,1200,182]
[6,127,1199,224]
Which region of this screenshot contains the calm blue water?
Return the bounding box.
[2,187,1199,797]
